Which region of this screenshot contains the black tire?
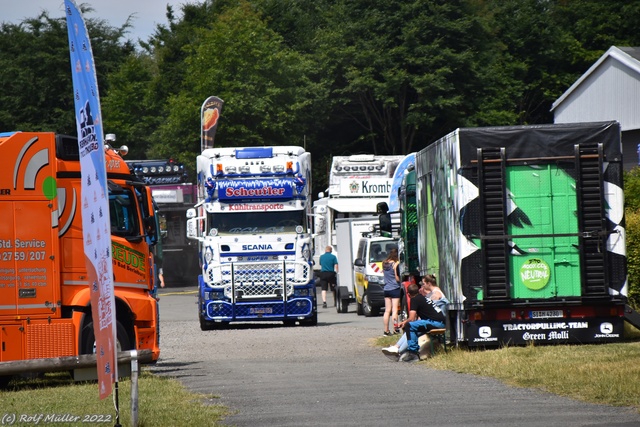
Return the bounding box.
[362,292,375,317]
[199,316,219,331]
[0,375,12,389]
[370,305,381,316]
[300,312,318,326]
[81,319,131,354]
[334,288,348,313]
[356,300,364,316]
[336,297,349,314]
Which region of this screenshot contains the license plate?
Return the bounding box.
[530,310,563,319]
[250,307,272,314]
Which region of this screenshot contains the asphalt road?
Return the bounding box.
[151,288,640,427]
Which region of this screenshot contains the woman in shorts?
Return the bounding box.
[381,247,401,336]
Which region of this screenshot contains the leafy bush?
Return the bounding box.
[626,209,640,310]
[625,168,640,310]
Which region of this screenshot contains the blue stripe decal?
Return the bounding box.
[222,251,296,257]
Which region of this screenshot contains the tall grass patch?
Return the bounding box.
[424,342,640,410]
[1,370,231,426]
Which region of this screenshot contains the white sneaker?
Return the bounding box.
[381,346,399,361]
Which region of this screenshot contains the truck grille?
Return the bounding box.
[205,260,311,299]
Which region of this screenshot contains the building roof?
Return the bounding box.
[551,46,640,111]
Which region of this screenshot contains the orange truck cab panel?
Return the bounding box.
[0,131,160,365]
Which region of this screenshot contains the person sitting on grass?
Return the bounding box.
[382,275,447,360]
[384,282,445,362]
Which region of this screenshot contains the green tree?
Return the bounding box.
[0,9,135,135]
[313,0,500,155]
[148,1,326,168]
[101,55,159,159]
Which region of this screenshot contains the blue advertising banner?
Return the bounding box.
[65,0,117,400]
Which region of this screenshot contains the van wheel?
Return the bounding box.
[81,320,131,354]
[356,300,364,316]
[363,293,376,317]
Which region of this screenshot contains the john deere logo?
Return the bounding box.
[349,181,359,193]
[520,258,550,290]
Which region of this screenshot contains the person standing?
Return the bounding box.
[318,246,338,309]
[382,247,401,336]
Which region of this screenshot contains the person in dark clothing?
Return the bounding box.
[398,283,445,362]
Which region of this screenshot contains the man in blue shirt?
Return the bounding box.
[318,246,338,308]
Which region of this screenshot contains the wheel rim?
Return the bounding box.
[363,294,371,312]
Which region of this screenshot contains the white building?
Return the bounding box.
[551,46,640,170]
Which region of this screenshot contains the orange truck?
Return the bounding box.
[0,131,160,381]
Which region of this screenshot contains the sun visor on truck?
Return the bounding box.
[327,197,390,213]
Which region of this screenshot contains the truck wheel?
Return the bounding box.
[300,313,318,326]
[81,320,131,355]
[334,286,349,314]
[199,316,217,331]
[0,375,12,389]
[363,293,375,317]
[336,296,349,314]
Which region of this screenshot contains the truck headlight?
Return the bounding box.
[204,247,214,263]
[294,288,310,297]
[365,275,383,284]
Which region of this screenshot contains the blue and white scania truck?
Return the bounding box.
[186,146,316,329]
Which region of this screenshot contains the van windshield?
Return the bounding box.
[369,240,397,262]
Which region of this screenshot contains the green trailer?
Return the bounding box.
[414,121,633,346]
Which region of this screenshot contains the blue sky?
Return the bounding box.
[1,0,186,42]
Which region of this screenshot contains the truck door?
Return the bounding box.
[354,238,367,299]
[0,200,59,318]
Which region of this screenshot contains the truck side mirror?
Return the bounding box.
[144,216,158,242]
[186,218,203,241]
[185,208,205,241]
[354,258,365,267]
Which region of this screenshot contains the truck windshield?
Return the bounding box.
[207,210,306,235]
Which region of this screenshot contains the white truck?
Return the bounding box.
[312,154,404,269]
[186,146,316,329]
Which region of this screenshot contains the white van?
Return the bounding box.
[352,236,398,316]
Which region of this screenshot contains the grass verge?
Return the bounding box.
[376,322,640,411]
[0,370,231,426]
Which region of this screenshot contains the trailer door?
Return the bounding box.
[506,164,581,299]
